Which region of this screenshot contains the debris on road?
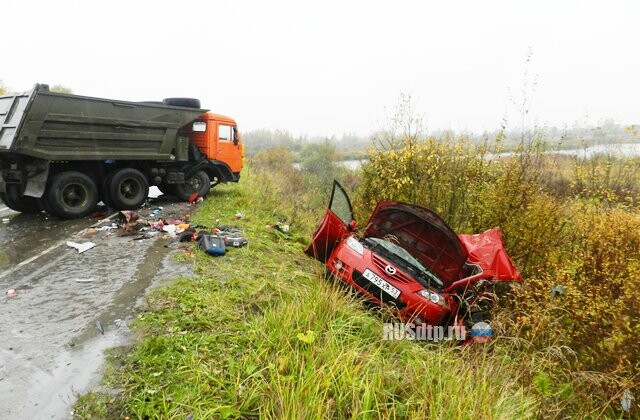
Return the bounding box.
[267,219,291,239]
[6,288,16,296]
[198,233,226,256]
[74,278,98,283]
[75,201,248,258]
[66,241,96,254]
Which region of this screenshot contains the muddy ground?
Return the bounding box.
[0,189,196,419]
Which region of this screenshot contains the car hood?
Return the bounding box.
[364,201,468,286]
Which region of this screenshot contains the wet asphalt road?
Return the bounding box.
[0,189,194,419]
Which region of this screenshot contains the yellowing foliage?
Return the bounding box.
[356,137,640,400]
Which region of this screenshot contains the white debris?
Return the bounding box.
[74,278,97,283]
[162,224,177,238]
[621,389,634,412]
[66,241,96,254]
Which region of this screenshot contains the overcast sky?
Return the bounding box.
[2,0,638,137]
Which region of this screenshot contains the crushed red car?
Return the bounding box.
[305,181,522,328]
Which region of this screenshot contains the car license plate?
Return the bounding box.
[363,269,401,299]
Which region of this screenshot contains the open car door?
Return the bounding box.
[304,181,354,263]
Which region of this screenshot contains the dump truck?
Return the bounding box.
[0,84,244,218]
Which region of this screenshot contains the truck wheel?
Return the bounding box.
[101,172,116,208]
[46,171,98,219]
[40,193,61,218]
[109,168,149,210]
[162,98,201,108]
[0,185,43,214]
[173,171,210,201]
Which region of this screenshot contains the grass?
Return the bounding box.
[74,168,538,419]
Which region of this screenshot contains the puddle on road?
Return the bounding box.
[0,212,90,270]
[0,195,197,419]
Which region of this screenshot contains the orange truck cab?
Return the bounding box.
[183,112,244,182]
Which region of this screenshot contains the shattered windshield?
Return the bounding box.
[363,237,444,288]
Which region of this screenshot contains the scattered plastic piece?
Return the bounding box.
[66,241,96,254]
[2,218,9,224]
[95,320,104,335]
[234,212,244,219]
[75,278,97,283]
[279,224,290,233]
[188,193,199,203]
[621,389,634,412]
[162,224,177,238]
[147,187,164,199]
[149,220,165,231]
[119,210,140,223]
[6,288,17,296]
[550,285,566,298]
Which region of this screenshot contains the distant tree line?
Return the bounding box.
[0,80,72,95]
[242,129,370,160]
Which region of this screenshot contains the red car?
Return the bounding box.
[305,181,522,328]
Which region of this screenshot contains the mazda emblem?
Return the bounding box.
[385,265,397,275]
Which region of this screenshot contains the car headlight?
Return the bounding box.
[418,290,443,305]
[346,236,364,255]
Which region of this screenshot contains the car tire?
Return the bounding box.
[108,168,149,210]
[162,98,201,109]
[173,171,210,201]
[1,184,43,214]
[46,171,98,219]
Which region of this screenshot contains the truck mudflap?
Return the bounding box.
[0,157,49,197]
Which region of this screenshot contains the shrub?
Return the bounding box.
[355,134,640,415]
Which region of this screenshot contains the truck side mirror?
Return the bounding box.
[233,127,239,145]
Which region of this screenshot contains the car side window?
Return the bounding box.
[218,124,232,141]
[329,181,354,226]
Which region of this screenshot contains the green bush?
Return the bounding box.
[355,135,640,416]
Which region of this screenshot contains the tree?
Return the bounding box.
[372,92,425,151]
[50,85,73,94]
[301,140,340,185]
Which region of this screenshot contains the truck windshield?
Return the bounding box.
[363,237,444,289]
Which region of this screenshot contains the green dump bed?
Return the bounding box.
[0,84,207,161]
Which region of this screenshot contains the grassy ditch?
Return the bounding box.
[74,167,537,419]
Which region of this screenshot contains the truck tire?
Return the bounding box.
[40,193,61,218]
[109,168,149,210]
[0,185,43,214]
[162,98,201,109]
[173,171,211,201]
[46,171,98,219]
[100,172,116,208]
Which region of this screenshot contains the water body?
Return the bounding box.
[337,144,640,170]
